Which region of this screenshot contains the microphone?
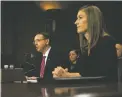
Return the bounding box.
[24,53,36,60]
[30,53,35,58]
[24,68,36,75]
[22,53,37,68]
[25,62,36,68]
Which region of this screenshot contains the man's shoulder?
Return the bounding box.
[47,48,60,59]
[49,48,61,55]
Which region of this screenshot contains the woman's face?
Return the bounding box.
[69,51,78,62]
[75,10,88,33]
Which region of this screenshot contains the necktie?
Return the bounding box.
[40,56,46,78]
[41,88,49,97]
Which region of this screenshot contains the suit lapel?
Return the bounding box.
[43,48,52,77]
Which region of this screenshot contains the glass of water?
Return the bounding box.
[4,65,9,69]
[9,64,14,69]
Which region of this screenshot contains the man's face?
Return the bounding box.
[69,51,78,62]
[33,34,49,52]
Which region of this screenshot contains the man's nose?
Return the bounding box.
[70,55,73,58]
[34,42,38,46]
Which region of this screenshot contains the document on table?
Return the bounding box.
[27,79,38,83]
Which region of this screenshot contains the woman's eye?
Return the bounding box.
[79,16,82,19]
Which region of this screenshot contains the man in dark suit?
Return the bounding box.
[25,32,62,80]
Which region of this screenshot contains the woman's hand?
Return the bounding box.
[52,66,68,78]
[52,66,81,78]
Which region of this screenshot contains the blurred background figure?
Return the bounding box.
[63,49,81,73]
[115,43,122,82]
[115,43,122,58]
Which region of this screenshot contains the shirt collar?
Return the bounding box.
[118,56,122,59]
[43,46,51,57]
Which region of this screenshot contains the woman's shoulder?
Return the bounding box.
[99,35,116,46]
[93,35,116,52]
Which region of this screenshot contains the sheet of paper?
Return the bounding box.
[27,79,38,83]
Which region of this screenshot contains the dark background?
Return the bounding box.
[1,1,122,67]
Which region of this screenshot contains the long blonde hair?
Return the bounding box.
[78,5,109,56]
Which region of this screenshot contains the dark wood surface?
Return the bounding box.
[1,82,122,97]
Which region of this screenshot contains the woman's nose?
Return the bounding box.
[74,19,78,25]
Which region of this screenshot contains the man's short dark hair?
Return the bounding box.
[36,32,50,40]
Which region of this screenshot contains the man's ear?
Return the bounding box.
[77,55,79,58]
[46,39,50,45]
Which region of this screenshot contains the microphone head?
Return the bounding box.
[30,53,35,58]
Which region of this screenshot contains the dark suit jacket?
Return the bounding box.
[24,48,62,80]
[79,36,118,81]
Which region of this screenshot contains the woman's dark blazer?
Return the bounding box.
[79,36,118,81]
